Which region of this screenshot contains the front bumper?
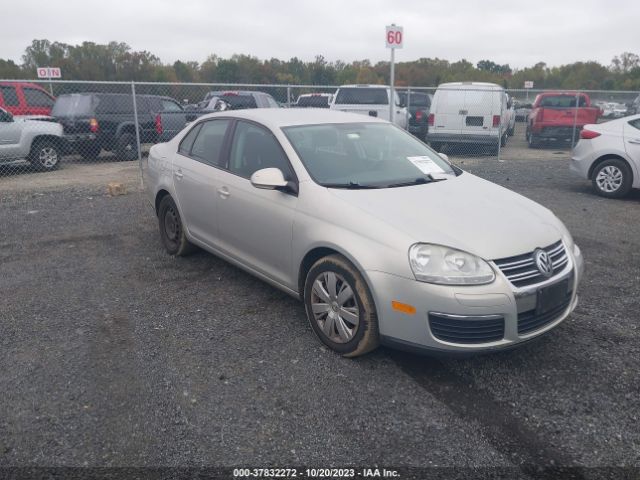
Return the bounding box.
[367,243,584,355]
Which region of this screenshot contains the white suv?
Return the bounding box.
[0,107,64,171]
[330,85,408,129]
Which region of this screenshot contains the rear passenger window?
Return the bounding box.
[190,120,230,167]
[629,119,640,131]
[229,121,293,179]
[178,123,202,155]
[23,88,54,107]
[0,86,19,106]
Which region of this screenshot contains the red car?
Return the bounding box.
[526,91,600,148]
[0,82,56,116]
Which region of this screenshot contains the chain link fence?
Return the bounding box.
[0,79,638,178]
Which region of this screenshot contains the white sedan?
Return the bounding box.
[571,115,640,198]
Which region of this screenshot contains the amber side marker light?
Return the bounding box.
[391,301,416,315]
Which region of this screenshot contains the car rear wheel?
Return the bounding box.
[157,195,197,256]
[527,133,539,148]
[29,139,60,171]
[116,132,138,161]
[304,254,379,357]
[592,159,632,198]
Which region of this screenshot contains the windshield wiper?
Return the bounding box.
[323,181,382,189]
[386,174,447,188]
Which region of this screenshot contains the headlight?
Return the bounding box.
[409,244,495,285]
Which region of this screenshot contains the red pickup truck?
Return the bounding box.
[526,92,600,148]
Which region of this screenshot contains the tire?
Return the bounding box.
[29,139,60,171]
[157,195,197,256]
[508,125,515,136]
[527,132,539,148]
[116,132,138,161]
[430,142,442,152]
[304,254,379,357]
[78,142,101,161]
[500,134,507,147]
[591,158,633,198]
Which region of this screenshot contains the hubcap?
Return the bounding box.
[596,166,623,193]
[38,147,58,168]
[310,271,359,344]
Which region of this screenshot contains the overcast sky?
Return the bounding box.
[3,0,639,69]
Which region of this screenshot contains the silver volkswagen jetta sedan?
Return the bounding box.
[144,109,583,357]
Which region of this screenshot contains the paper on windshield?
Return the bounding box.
[407,156,446,175]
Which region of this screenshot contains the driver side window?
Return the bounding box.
[229,121,293,179]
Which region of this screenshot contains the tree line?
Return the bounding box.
[1,39,639,91]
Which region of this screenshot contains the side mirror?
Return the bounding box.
[250,167,289,190]
[438,152,449,162]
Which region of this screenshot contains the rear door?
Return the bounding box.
[171,119,232,246]
[432,88,465,136]
[22,86,55,116]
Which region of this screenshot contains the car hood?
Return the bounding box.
[327,172,564,260]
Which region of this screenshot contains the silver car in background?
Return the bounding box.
[144,109,583,357]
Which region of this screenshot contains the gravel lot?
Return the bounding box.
[1,125,639,477]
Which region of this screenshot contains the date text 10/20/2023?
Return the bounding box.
[233,468,400,478]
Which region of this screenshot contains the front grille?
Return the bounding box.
[518,296,572,335]
[429,314,505,344]
[493,240,569,288]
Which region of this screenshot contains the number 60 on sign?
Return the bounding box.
[386,25,403,49]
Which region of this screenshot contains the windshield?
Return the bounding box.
[51,95,94,116]
[335,88,388,105]
[283,123,456,188]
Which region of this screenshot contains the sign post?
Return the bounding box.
[524,80,534,101]
[386,24,403,123]
[37,67,62,95]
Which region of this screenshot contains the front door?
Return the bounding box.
[624,118,640,184]
[215,120,298,288]
[0,113,23,159]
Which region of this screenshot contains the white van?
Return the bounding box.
[330,85,408,129]
[426,82,511,152]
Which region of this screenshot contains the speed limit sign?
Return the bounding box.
[386,25,403,49]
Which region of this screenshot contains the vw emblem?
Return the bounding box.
[533,249,554,277]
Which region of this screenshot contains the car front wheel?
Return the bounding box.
[304,254,379,357]
[29,139,60,171]
[592,158,632,198]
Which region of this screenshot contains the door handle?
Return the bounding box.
[174,170,184,180]
[217,186,230,199]
[628,139,640,145]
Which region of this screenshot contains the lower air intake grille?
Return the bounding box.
[429,314,505,344]
[518,297,572,335]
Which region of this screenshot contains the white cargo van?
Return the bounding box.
[426,82,511,152]
[330,85,408,129]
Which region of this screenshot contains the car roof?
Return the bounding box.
[197,108,387,128]
[437,82,502,90]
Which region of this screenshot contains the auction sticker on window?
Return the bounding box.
[407,156,445,175]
